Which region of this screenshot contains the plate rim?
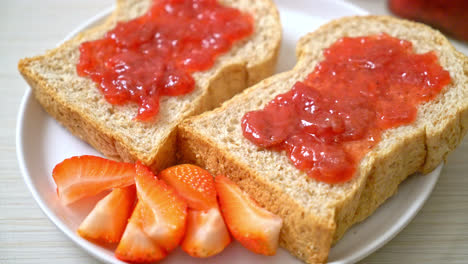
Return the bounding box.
[330,164,441,264]
[15,1,441,264]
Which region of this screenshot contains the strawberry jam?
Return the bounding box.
[242,34,451,183]
[77,0,253,121]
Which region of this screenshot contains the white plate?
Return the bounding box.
[16,1,442,263]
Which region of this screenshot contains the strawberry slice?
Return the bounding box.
[115,201,167,263]
[215,175,283,256]
[159,164,217,210]
[77,185,136,243]
[135,162,187,253]
[159,164,230,257]
[52,155,136,204]
[182,208,231,258]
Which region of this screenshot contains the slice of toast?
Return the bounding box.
[18,0,281,171]
[178,16,468,263]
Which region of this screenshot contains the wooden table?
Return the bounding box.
[1,0,467,263]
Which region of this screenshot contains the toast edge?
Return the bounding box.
[18,57,142,163]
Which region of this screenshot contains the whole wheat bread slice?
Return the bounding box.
[178,16,468,263]
[18,0,281,171]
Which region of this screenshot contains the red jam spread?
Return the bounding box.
[241,34,451,183]
[77,0,253,121]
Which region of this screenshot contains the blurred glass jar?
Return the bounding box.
[389,0,468,42]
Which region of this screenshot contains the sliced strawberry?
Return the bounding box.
[77,185,136,243]
[215,175,283,256]
[182,208,231,258]
[135,162,187,253]
[159,164,217,210]
[115,201,167,263]
[159,164,229,257]
[52,155,136,204]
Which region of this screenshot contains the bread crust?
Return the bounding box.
[178,16,468,263]
[18,0,281,171]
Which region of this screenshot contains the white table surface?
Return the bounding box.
[1,0,467,263]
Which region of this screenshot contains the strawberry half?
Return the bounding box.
[52,155,136,204]
[115,201,167,263]
[159,164,230,257]
[135,162,187,253]
[182,208,231,258]
[215,175,283,256]
[77,185,136,243]
[159,164,217,210]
